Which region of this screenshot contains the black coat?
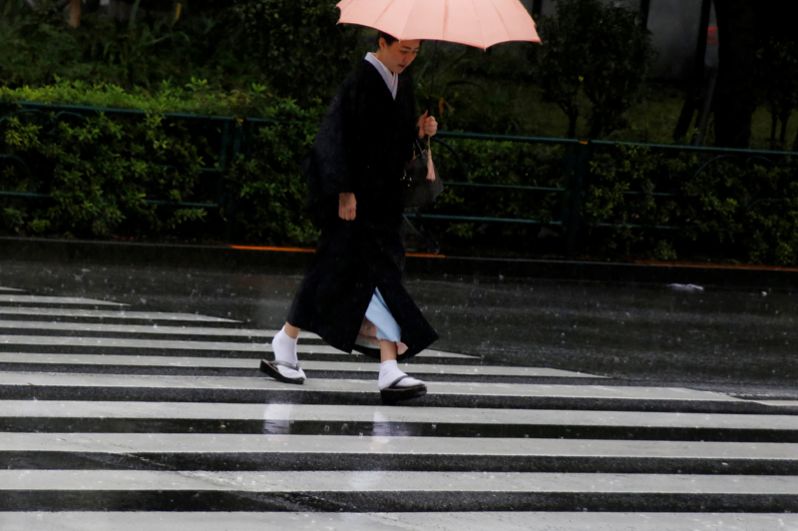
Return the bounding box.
[288,60,438,358]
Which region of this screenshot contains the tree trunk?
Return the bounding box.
[566,108,578,138]
[672,0,712,143]
[779,112,790,147]
[67,0,81,28]
[712,0,757,148]
[769,111,778,148]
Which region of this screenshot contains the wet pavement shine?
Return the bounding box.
[1,238,797,528]
[1,238,795,393]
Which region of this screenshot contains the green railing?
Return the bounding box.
[0,100,273,178]
[2,101,797,260]
[0,101,275,238]
[423,130,797,255]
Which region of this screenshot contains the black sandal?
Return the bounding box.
[380,375,427,404]
[259,359,306,385]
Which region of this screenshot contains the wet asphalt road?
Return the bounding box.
[1,242,795,396]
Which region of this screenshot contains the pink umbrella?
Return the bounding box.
[336,0,541,49]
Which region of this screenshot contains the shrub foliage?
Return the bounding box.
[1,0,797,265]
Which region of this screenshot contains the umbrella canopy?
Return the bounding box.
[336,0,541,49]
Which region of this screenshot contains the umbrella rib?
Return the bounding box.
[373,1,397,35]
[442,0,449,43]
[392,7,412,41]
[461,0,495,49]
[338,0,539,48]
[339,0,403,37]
[485,0,513,48]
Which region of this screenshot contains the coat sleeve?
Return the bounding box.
[309,79,356,197]
[399,73,419,162]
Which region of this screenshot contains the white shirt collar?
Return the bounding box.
[365,52,398,100]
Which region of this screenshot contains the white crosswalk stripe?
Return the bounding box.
[1,512,795,531]
[0,306,238,322]
[2,432,796,460]
[0,371,737,399]
[0,295,126,306]
[0,286,797,529]
[0,307,239,323]
[0,335,475,358]
[1,400,795,430]
[0,353,595,378]
[0,287,24,293]
[4,470,797,494]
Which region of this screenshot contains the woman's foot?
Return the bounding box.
[260,327,305,384]
[378,360,426,404]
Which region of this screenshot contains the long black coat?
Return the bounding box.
[288,60,438,359]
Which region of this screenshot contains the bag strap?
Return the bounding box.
[415,135,431,154]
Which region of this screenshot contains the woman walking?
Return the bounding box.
[259,32,439,403]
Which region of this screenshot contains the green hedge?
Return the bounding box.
[0,83,320,244]
[3,84,798,265]
[580,145,798,264]
[428,138,798,264]
[426,138,565,253]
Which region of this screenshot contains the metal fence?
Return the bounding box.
[426,130,797,256]
[2,101,797,259]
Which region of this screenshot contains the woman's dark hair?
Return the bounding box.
[377,31,398,46]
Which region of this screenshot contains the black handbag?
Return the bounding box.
[402,137,443,209]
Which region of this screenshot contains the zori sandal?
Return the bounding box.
[259,359,306,385]
[380,375,426,404]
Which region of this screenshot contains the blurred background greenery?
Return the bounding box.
[2,0,798,265]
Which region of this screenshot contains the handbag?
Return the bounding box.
[402,136,444,209]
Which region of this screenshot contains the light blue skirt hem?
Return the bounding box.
[364,288,401,342]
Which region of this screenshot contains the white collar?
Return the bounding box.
[365,52,398,100]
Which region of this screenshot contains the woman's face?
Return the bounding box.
[376,38,421,74]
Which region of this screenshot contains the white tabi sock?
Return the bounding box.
[271,327,303,379]
[378,360,424,390]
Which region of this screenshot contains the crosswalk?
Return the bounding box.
[0,284,797,530]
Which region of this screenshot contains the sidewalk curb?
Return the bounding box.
[2,236,796,289]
